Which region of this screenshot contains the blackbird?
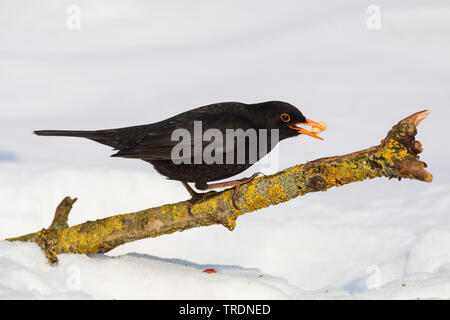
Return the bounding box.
[34,101,326,206]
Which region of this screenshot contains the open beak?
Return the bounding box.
[289,118,327,140]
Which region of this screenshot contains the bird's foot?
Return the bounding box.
[186,195,200,216]
[181,173,262,214]
[181,181,201,216]
[201,172,263,209]
[230,172,262,209]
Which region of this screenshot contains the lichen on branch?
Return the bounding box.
[6,110,432,263]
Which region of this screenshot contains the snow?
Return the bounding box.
[0,241,298,299]
[2,224,450,299]
[1,0,450,299]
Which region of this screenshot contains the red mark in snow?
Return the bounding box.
[202,268,216,273]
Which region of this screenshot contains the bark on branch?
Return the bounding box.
[7,110,432,263]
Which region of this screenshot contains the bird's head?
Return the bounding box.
[251,101,327,140]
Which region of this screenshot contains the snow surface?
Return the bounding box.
[1,0,450,299]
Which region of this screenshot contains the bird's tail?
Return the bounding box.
[34,130,120,149]
[34,130,96,138]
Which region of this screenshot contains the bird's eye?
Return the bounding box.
[280,113,290,122]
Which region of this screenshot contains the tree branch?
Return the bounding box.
[6,110,432,263]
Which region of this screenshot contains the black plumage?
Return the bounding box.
[34,101,325,200]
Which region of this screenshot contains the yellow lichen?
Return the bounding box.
[170,204,187,219]
[374,138,410,169]
[55,215,124,254]
[243,184,271,212]
[267,184,289,204]
[192,194,220,215]
[224,216,237,230]
[269,175,280,183]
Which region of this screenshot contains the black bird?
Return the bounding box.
[34,101,326,205]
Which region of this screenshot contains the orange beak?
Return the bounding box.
[289,118,327,140]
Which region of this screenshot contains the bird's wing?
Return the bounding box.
[111,108,255,161]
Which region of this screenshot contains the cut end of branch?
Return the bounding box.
[398,159,433,182]
[396,109,430,134]
[412,109,430,127]
[388,109,432,182]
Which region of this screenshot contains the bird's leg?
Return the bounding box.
[182,173,262,214]
[196,172,262,208]
[182,181,199,199]
[181,181,201,216]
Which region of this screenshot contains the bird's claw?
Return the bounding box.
[231,172,262,210]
